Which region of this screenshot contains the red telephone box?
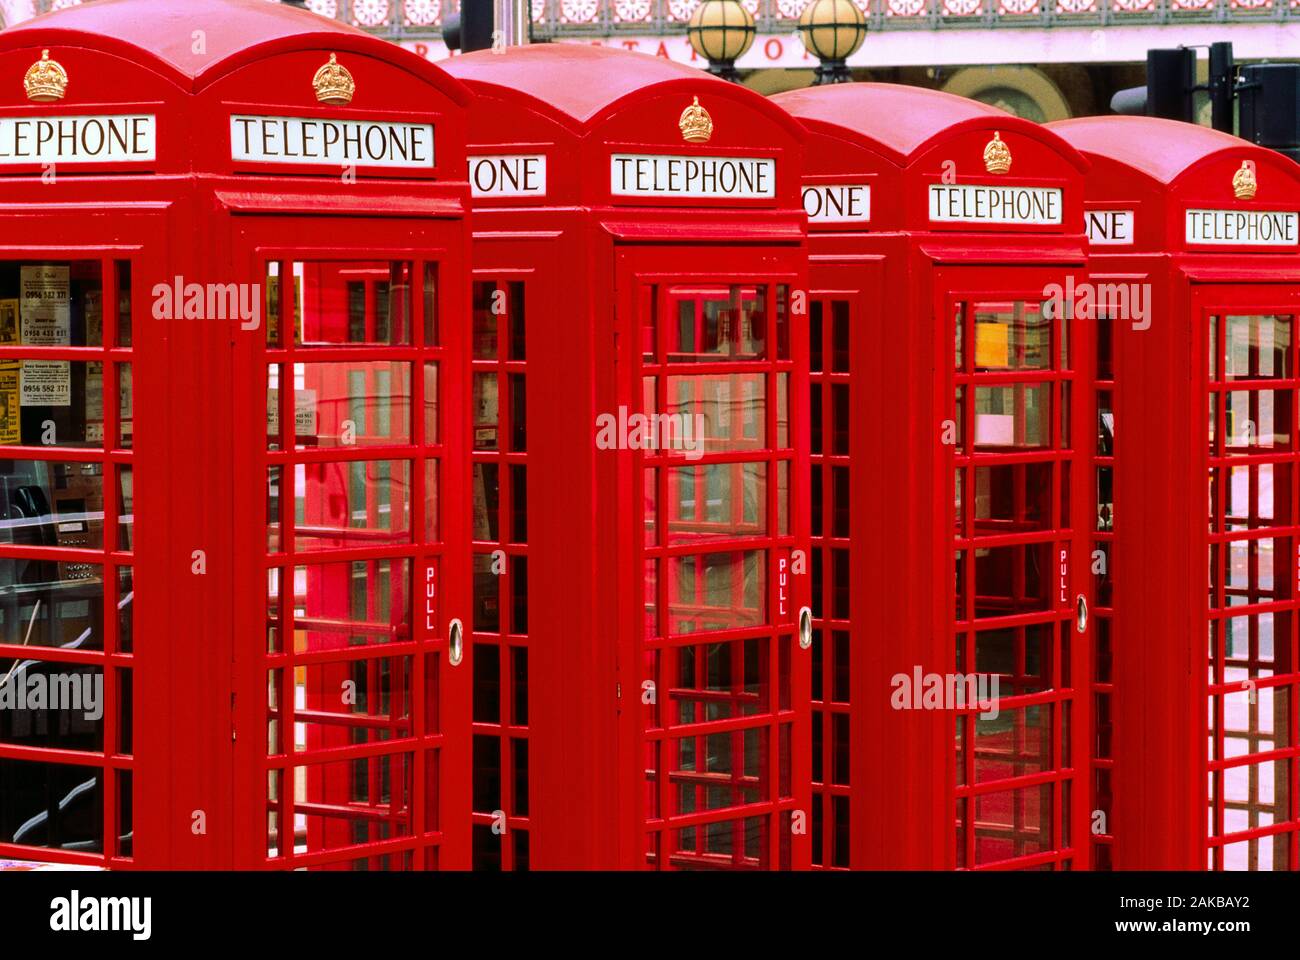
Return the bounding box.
[0,0,473,870]
[1050,116,1300,871]
[774,84,1094,869]
[442,45,812,870]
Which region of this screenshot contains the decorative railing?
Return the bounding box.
[33,0,1300,37]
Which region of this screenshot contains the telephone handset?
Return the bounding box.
[3,483,57,584]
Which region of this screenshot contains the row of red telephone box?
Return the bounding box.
[0,0,1294,871]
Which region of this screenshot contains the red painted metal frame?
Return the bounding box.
[444,44,811,870]
[1052,115,1300,870]
[776,84,1093,869]
[0,0,473,869]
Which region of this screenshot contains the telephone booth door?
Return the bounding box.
[231,215,470,870]
[0,212,157,867]
[1196,284,1300,871]
[616,244,811,871]
[942,264,1092,870]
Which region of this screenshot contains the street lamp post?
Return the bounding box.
[686,0,757,84]
[798,0,868,85]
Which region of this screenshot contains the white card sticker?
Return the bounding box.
[267,388,318,436]
[21,359,71,407]
[20,265,70,345]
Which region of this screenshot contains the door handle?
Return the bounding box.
[1075,594,1088,634]
[798,606,813,649]
[448,617,465,666]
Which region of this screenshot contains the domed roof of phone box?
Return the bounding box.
[772,82,1087,171]
[1,0,467,98]
[1049,115,1300,188]
[442,43,805,138]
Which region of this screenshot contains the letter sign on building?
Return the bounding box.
[1084,209,1135,246]
[468,154,547,197]
[229,115,435,168]
[802,184,871,224]
[1184,208,1299,246]
[0,114,157,164]
[928,183,1063,225]
[610,154,775,198]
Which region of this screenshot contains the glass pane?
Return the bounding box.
[0,567,104,652]
[973,462,1053,534]
[973,301,1049,371]
[1225,315,1292,381]
[666,284,766,362]
[423,263,438,347]
[667,550,765,636]
[1223,389,1294,452]
[665,374,765,455]
[292,459,411,552]
[115,260,132,348]
[666,462,767,546]
[0,758,103,852]
[0,659,104,751]
[0,360,107,448]
[0,459,104,552]
[473,373,498,451]
[274,361,411,450]
[293,558,411,652]
[971,782,1053,865]
[0,261,103,347]
[473,281,497,359]
[424,460,439,543]
[974,384,1050,449]
[267,261,412,348]
[974,542,1053,618]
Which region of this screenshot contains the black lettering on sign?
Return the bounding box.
[229,115,436,169]
[802,184,871,224]
[0,114,157,164]
[1185,208,1299,246]
[610,153,777,199]
[469,155,548,198]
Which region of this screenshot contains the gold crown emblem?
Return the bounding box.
[313,54,355,106]
[1233,160,1257,201]
[24,50,67,103]
[679,97,713,144]
[983,131,1011,175]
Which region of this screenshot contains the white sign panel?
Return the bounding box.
[1185,209,1299,246]
[803,184,871,224]
[0,114,156,165]
[1085,209,1135,246]
[610,154,775,199]
[928,184,1063,225]
[230,115,435,169]
[469,154,547,198]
